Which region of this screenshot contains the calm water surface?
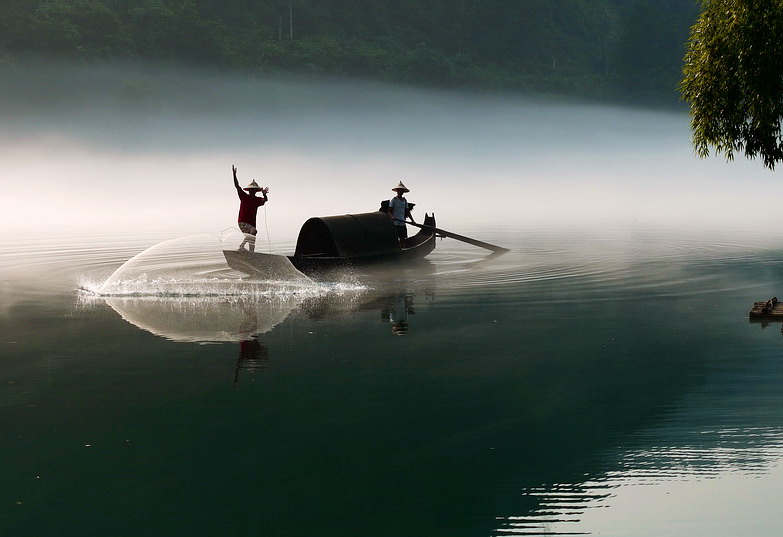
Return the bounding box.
[1,226,782,536]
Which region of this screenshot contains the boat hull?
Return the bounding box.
[223,213,437,278]
[288,234,435,274]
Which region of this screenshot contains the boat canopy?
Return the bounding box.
[294,212,401,258]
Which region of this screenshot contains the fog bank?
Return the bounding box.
[1,60,781,241]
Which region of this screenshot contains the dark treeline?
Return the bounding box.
[0,0,699,103]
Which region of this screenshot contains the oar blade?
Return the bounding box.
[408,221,509,253]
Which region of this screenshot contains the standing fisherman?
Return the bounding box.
[232,165,269,252]
[387,181,416,243]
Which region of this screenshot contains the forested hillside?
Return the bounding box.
[0,0,699,103]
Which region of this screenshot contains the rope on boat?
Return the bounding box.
[263,204,272,253]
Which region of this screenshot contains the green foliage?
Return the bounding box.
[616,0,698,103]
[0,0,700,103]
[16,0,130,56]
[29,1,82,54]
[681,0,783,169]
[124,0,226,63]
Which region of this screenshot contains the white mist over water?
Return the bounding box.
[2,60,783,241]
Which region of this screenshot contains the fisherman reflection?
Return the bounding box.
[383,291,414,335]
[234,335,270,385]
[234,301,270,385]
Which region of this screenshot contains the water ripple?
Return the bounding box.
[429,230,783,301]
[4,227,783,303]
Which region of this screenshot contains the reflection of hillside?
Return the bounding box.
[10,264,780,537]
[496,360,783,535]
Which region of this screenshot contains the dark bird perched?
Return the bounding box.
[762,296,778,313]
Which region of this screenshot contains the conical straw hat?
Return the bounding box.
[392,181,409,193]
[244,180,262,190]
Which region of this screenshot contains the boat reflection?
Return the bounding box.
[748,316,783,334]
[102,270,435,381]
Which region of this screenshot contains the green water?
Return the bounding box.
[2,228,782,536]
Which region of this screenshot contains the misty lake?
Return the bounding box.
[2,61,783,536]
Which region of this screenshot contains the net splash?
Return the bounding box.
[80,232,365,298]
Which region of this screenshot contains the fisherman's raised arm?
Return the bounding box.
[232,165,243,194]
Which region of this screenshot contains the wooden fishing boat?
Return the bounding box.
[749,297,783,319]
[223,212,437,278]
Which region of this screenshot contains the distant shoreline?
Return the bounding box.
[0,1,697,108]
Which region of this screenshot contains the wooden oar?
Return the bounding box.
[405,220,510,253]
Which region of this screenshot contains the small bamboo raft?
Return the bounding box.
[749,297,782,319]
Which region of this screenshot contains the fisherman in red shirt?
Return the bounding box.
[232,165,269,252]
